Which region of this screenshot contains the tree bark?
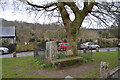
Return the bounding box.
[67,33,78,56]
[64,21,79,56]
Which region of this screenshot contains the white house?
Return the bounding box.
[0,26,16,43]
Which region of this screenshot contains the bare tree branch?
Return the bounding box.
[27,1,57,11]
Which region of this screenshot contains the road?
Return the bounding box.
[0,51,34,58]
[0,47,119,58]
[78,47,119,53]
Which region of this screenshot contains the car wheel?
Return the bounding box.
[96,46,99,48]
[87,46,90,49]
[0,50,4,55]
[96,47,99,50]
[87,47,91,50]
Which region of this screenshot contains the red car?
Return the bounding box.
[57,42,69,51]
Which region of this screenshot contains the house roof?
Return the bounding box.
[0,26,16,38]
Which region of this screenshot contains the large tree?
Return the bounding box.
[0,0,120,56]
[109,14,120,39]
[26,0,96,56]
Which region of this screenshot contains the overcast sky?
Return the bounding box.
[0,0,118,29]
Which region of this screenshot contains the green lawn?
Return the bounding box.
[79,51,118,78]
[2,56,43,78]
[2,51,118,78]
[0,58,2,79]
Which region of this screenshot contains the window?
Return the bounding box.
[88,43,94,45]
[57,44,60,47]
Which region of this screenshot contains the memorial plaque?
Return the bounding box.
[46,41,58,60]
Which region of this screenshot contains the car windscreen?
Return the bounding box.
[62,43,68,46]
[88,43,95,45]
[57,44,60,47]
[82,43,85,45]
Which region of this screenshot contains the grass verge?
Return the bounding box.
[2,56,44,78]
[78,51,118,78]
[2,51,118,78]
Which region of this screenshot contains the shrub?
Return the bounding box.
[36,42,46,50]
[36,39,41,42]
[29,38,36,42]
[16,43,36,52]
[8,43,16,53]
[35,58,53,69]
[85,39,93,42]
[57,54,67,59]
[40,62,53,69]
[2,40,9,47]
[97,39,118,48]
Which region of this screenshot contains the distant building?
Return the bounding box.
[0,26,16,43]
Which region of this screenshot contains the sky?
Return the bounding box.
[0,0,118,29]
[0,0,60,24]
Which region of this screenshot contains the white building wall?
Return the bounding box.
[1,38,15,44]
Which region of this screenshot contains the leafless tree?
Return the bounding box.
[109,14,120,39]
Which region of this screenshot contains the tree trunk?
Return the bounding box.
[65,24,79,56]
[67,34,78,56]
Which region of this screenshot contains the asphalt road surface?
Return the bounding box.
[0,51,34,58]
[0,47,119,58]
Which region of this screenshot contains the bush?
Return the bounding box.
[35,58,53,69]
[97,39,118,48]
[29,38,36,42]
[8,43,16,53]
[2,41,9,47]
[36,39,41,42]
[57,54,67,59]
[85,39,93,42]
[16,43,36,52]
[36,42,46,50]
[40,62,53,69]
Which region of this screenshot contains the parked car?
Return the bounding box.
[118,42,120,47]
[57,42,68,51]
[80,42,100,50]
[0,47,9,55]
